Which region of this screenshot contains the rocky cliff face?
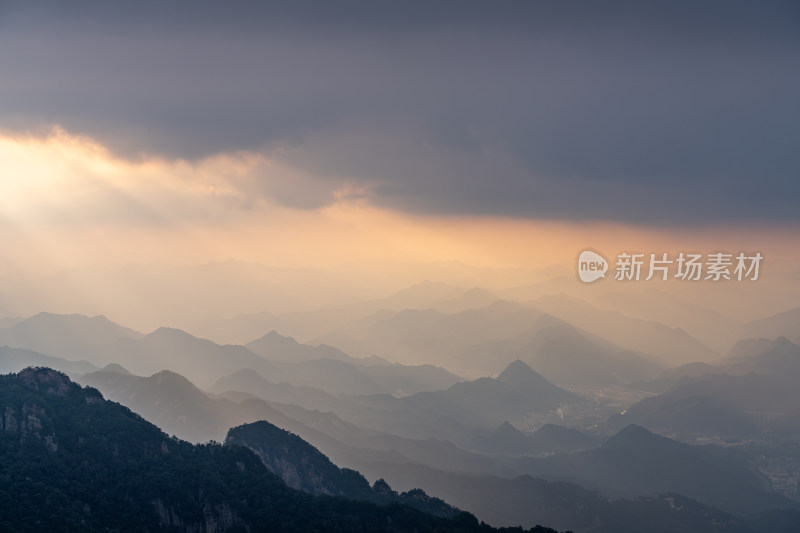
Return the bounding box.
[151,499,244,533]
[1,368,71,450]
[226,420,461,519]
[225,420,373,498]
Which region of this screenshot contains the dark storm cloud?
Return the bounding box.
[1,0,798,223]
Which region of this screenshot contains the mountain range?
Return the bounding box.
[3,367,550,533]
[7,367,800,533]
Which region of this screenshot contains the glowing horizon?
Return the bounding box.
[2,127,797,276]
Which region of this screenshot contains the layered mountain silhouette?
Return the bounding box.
[0,314,280,389]
[209,368,340,411]
[472,422,598,456]
[521,424,797,515]
[532,293,714,365]
[459,318,662,387]
[81,367,296,443]
[10,367,796,533]
[0,345,100,377]
[246,330,353,363]
[0,312,141,361]
[5,295,800,533]
[743,308,800,344]
[3,367,562,532]
[615,338,800,435]
[209,360,580,443]
[396,360,580,431]
[246,331,461,395]
[312,301,547,369]
[594,287,736,351]
[358,459,794,533]
[80,366,504,479]
[1,313,461,396]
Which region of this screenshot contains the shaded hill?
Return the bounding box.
[252,399,511,478]
[609,389,761,436]
[0,345,100,377]
[520,323,662,387]
[246,330,353,363]
[114,328,446,397]
[0,312,142,362]
[356,361,463,396]
[594,288,737,351]
[527,424,598,455]
[208,368,339,412]
[472,422,599,457]
[449,310,662,386]
[609,373,800,436]
[613,341,800,436]
[276,357,384,395]
[471,421,534,455]
[500,319,661,387]
[80,368,293,443]
[743,308,800,344]
[215,360,581,444]
[400,360,580,430]
[218,340,459,396]
[0,367,557,533]
[636,337,800,395]
[312,301,548,371]
[73,327,284,389]
[363,460,764,533]
[532,293,714,365]
[521,425,796,515]
[723,337,800,376]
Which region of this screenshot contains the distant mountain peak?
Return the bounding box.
[493,420,525,437]
[497,360,543,384]
[101,363,131,375]
[602,424,670,449]
[9,312,142,338]
[148,326,194,339]
[250,330,302,349]
[149,369,196,388]
[265,329,296,341]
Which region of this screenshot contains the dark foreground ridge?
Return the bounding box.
[226,419,460,518]
[0,367,564,533]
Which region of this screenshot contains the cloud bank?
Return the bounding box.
[1,0,798,224]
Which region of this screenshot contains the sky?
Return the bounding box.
[0,0,798,316]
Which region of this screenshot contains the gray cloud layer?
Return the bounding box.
[1,1,798,223]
